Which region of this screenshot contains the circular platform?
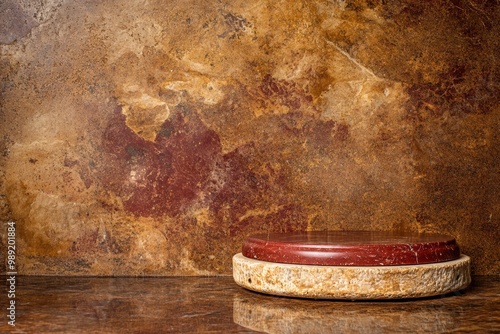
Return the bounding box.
[233,253,471,299]
[243,231,460,266]
[233,231,471,299]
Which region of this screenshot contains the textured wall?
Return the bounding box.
[0,0,498,276]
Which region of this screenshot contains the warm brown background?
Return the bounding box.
[0,0,498,276]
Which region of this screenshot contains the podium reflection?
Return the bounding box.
[233,294,459,333]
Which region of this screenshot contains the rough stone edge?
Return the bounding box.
[232,253,471,299]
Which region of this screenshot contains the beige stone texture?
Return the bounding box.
[233,253,471,299]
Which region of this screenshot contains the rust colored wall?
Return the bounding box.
[0,0,498,275]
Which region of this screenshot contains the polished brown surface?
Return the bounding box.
[1,275,499,333]
[242,231,460,266]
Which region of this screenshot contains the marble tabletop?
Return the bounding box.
[1,275,498,333]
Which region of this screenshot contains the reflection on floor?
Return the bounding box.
[1,276,499,333]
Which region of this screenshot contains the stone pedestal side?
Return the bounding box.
[233,253,471,299]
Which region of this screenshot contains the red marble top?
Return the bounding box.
[242,231,461,266]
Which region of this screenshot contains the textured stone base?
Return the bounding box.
[233,253,471,299]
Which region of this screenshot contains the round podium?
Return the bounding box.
[233,231,471,299]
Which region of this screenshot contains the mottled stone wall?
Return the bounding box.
[0,0,498,275]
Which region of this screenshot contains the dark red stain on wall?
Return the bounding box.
[208,143,308,236]
[100,103,305,224]
[250,74,316,113]
[100,104,222,217]
[406,65,498,120]
[98,77,346,237]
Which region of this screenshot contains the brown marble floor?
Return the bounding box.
[1,275,499,333]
